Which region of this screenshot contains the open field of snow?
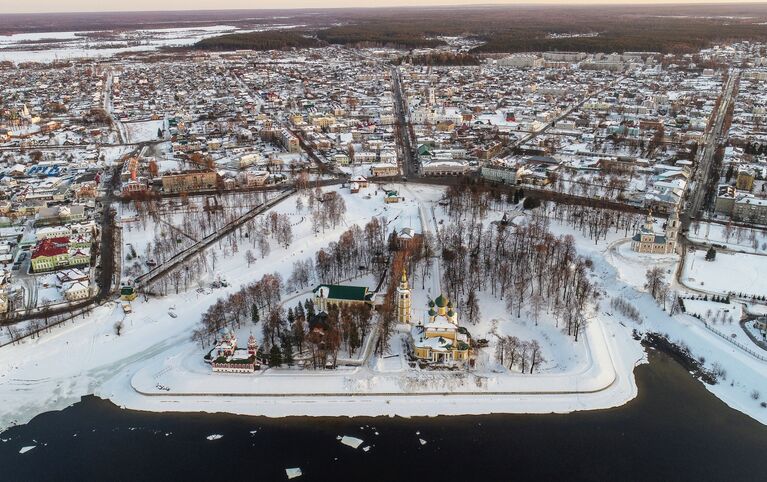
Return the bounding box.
[0,183,765,432]
[682,250,767,297]
[123,120,166,144]
[606,238,679,292]
[688,221,767,254]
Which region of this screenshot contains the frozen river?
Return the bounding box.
[0,350,764,481]
[0,24,303,62]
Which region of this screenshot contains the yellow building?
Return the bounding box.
[30,237,90,273]
[413,293,472,364]
[396,269,412,324]
[736,169,755,192]
[120,284,138,301]
[630,208,678,254]
[161,170,218,193]
[310,115,336,128]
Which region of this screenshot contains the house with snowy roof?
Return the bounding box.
[63,280,91,301]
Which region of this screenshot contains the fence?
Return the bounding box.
[0,301,104,349]
[702,321,767,362]
[134,188,295,290]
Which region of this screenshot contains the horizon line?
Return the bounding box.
[4,1,767,17]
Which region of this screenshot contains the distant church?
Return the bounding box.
[631,208,679,254]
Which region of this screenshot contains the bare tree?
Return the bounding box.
[645,266,665,300]
[257,234,271,259]
[529,340,545,373]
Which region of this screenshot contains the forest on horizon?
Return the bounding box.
[5,4,767,54]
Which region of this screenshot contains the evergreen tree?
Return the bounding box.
[304,299,315,317]
[269,344,282,367]
[251,303,260,324]
[705,246,717,261]
[348,321,360,356]
[281,336,294,365]
[523,196,541,210]
[388,230,399,252]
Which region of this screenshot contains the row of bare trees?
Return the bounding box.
[313,216,389,284]
[549,201,644,244]
[495,336,545,374]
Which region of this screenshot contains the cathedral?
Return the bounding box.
[396,269,472,365]
[631,207,679,254]
[415,297,472,364]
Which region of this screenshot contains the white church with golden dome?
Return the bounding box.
[396,269,472,365]
[413,295,472,364]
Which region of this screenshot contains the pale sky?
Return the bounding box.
[5,1,767,15]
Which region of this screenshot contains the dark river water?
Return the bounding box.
[0,349,765,482]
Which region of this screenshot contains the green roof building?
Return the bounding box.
[313,284,375,312]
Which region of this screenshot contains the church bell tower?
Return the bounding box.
[396,268,412,324]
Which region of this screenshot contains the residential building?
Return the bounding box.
[161,170,218,193]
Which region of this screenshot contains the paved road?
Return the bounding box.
[104,70,127,144]
[391,66,417,178]
[681,70,739,231]
[134,188,295,292]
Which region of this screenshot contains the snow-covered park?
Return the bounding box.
[682,249,767,298]
[688,221,767,254]
[0,182,765,433]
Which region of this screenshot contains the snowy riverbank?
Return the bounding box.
[0,184,765,431]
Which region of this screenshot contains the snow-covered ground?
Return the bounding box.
[0,25,305,63]
[682,250,767,297]
[0,183,765,432]
[688,221,767,254]
[123,120,166,144]
[606,238,679,290]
